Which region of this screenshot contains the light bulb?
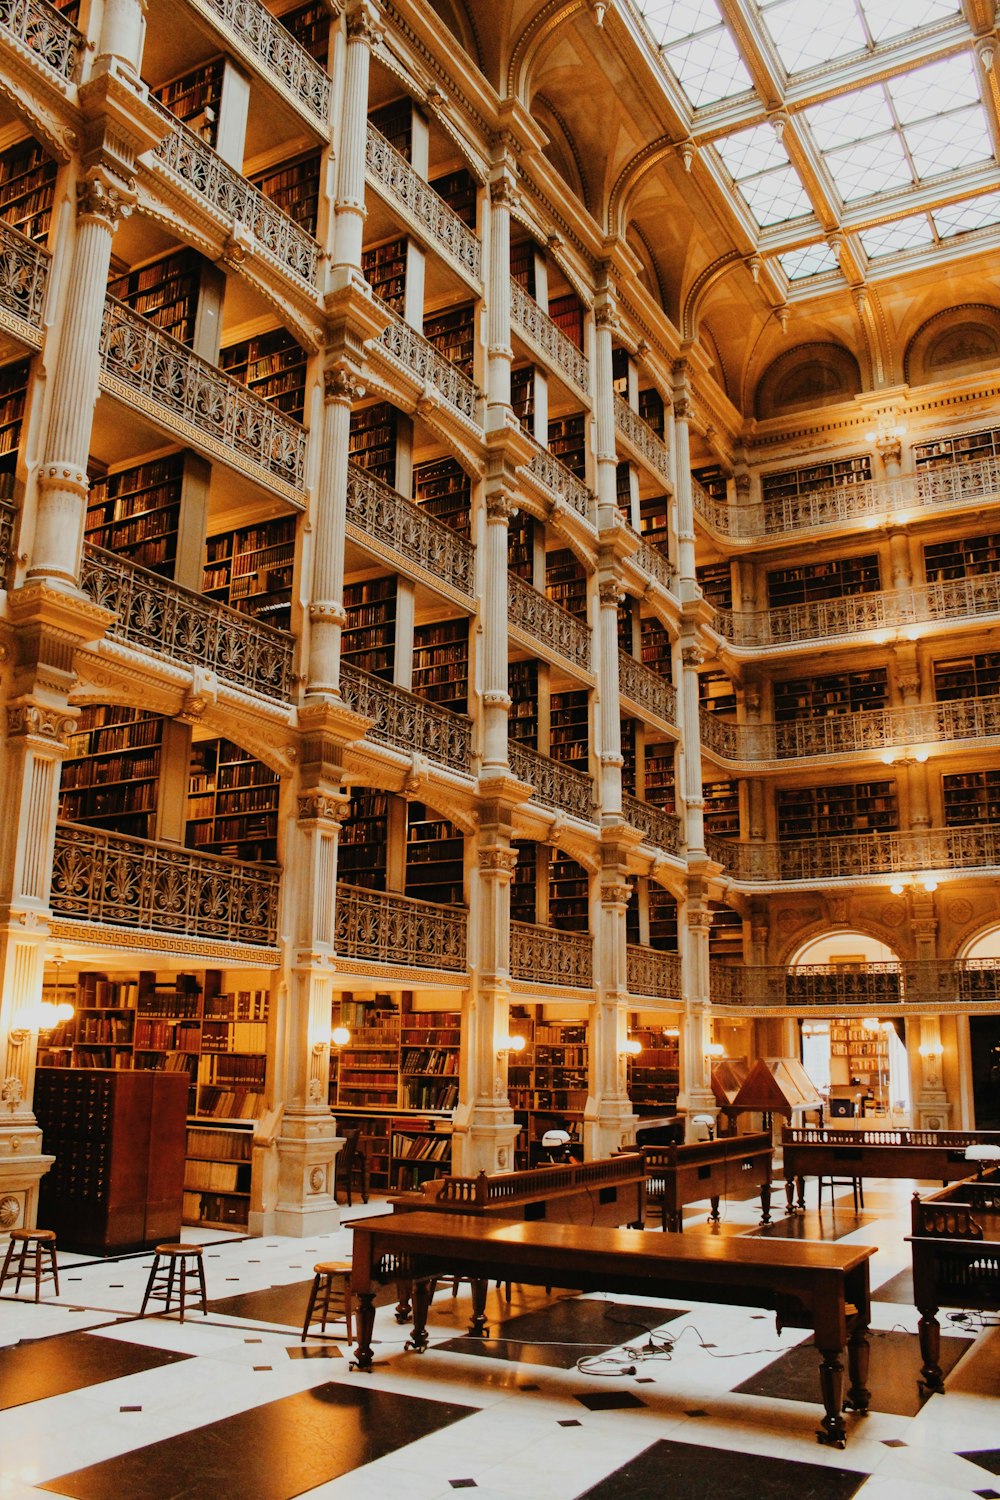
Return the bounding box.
[331,1025,351,1048]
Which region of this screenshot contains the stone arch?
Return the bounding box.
[903,304,1000,386]
[626,224,666,308]
[506,0,587,103]
[754,341,862,421]
[530,94,590,211]
[606,136,676,241]
[425,0,483,68]
[681,252,743,343]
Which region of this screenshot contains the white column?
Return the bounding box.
[306,368,357,696]
[584,859,637,1158]
[597,576,625,821]
[672,373,696,588]
[334,1,381,274]
[679,640,706,856]
[593,298,618,524]
[93,0,146,78]
[678,883,717,1129]
[486,174,515,419]
[482,490,515,772]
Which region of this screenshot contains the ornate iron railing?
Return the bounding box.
[365,125,480,281]
[340,662,472,774]
[0,0,80,79]
[627,944,682,999]
[81,545,294,700]
[631,529,676,593]
[193,0,330,123]
[99,296,307,494]
[706,825,1000,884]
[51,822,279,944]
[334,882,467,971]
[618,650,677,727]
[522,435,594,521]
[346,462,475,599]
[614,393,671,486]
[509,278,589,394]
[508,571,591,670]
[374,298,480,425]
[0,216,49,338]
[701,696,1000,765]
[621,793,683,855]
[716,575,1000,648]
[0,493,15,586]
[510,919,593,987]
[508,740,595,821]
[153,110,319,287]
[711,960,1000,1008]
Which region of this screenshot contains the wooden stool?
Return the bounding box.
[302,1261,353,1341]
[818,1175,864,1214]
[139,1244,207,1322]
[0,1229,59,1301]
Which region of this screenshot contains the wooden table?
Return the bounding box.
[349,1210,875,1448]
[642,1133,774,1231]
[389,1154,646,1228]
[782,1127,1000,1212]
[908,1169,1000,1393]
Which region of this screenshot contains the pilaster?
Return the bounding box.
[583,840,638,1158]
[678,880,717,1127]
[672,364,696,589]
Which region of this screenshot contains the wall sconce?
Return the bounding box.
[705,1042,725,1059]
[621,1037,642,1056]
[881,748,928,766]
[497,1034,527,1058]
[918,1043,943,1059]
[331,1025,351,1049]
[889,873,939,896]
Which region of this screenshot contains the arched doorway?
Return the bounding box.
[963,927,1000,1128]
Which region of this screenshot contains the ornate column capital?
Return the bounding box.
[486,492,519,524]
[345,0,382,46]
[489,174,519,209]
[77,174,133,229]
[297,791,352,826]
[600,880,632,909]
[681,644,704,669]
[323,366,364,404]
[598,578,626,607]
[6,702,78,746]
[478,847,520,877]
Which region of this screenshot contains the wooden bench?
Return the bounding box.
[641,1132,774,1231]
[782,1126,1000,1212]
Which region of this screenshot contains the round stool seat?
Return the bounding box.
[9,1228,57,1243]
[313,1259,350,1274]
[302,1262,354,1342]
[140,1243,207,1322]
[1,1226,59,1301]
[154,1243,202,1258]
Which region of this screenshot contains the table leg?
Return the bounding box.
[785,1178,795,1214]
[405,1277,431,1353]
[796,1175,806,1212]
[468,1277,489,1338]
[351,1292,377,1372]
[709,1195,721,1224]
[844,1319,871,1414]
[816,1346,847,1447]
[759,1182,772,1225]
[394,1279,412,1324]
[917,1307,944,1393]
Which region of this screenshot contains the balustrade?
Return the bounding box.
[0,217,49,339]
[706,825,1000,884]
[621,793,682,855]
[510,919,593,987]
[618,650,677,727]
[0,0,80,79]
[509,278,589,394]
[631,530,676,594]
[51,822,279,945]
[365,126,480,281]
[522,436,594,522]
[192,0,330,124]
[710,960,1000,1008]
[0,494,14,584]
[340,662,472,774]
[346,463,475,599]
[614,393,671,487]
[335,882,467,971]
[508,571,591,670]
[627,943,682,999]
[375,298,480,426]
[81,545,294,700]
[507,740,595,821]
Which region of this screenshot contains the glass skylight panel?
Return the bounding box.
[639,0,753,107]
[825,133,912,200]
[859,214,935,257]
[905,108,991,179]
[715,125,813,225]
[807,85,895,151]
[715,124,787,180]
[858,0,959,45]
[759,0,868,74]
[932,191,1000,238]
[638,0,722,48]
[779,243,840,279]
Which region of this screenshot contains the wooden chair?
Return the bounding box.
[0,1229,59,1301]
[818,1175,864,1214]
[334,1128,370,1207]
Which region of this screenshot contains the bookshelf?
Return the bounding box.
[108,249,201,345]
[508,658,539,746]
[507,1015,588,1165]
[423,302,476,377]
[279,1,331,61]
[612,346,630,396]
[618,595,636,655]
[203,514,296,630]
[703,779,740,837]
[405,801,465,907]
[0,357,30,475]
[337,789,388,890]
[60,706,163,841]
[548,292,584,349]
[639,493,671,545]
[767,553,881,609]
[641,616,672,678]
[549,688,589,767]
[412,617,469,713]
[429,167,477,227]
[185,739,281,863]
[621,717,636,795]
[342,575,397,678]
[627,1025,679,1113]
[638,387,664,437]
[692,465,728,503]
[943,770,1000,827]
[648,885,678,949]
[510,239,535,294]
[545,547,588,619]
[617,460,633,521]
[548,849,590,931]
[250,150,321,236]
[153,57,224,145]
[924,530,1000,582]
[913,425,1000,469]
[196,984,269,1121]
[761,455,873,503]
[508,512,535,580]
[830,1018,889,1106]
[934,651,1000,701]
[368,99,412,158]
[349,403,397,485]
[709,902,743,964]
[510,840,538,923]
[413,456,471,536]
[361,236,408,311]
[548,413,587,478]
[773,668,889,721]
[133,972,203,1110]
[776,780,898,841]
[184,1122,253,1228]
[699,670,736,717]
[0,137,57,242]
[70,972,137,1070]
[643,742,675,809]
[85,453,184,577]
[511,363,535,425]
[220,328,308,421]
[399,1009,461,1111]
[697,562,733,610]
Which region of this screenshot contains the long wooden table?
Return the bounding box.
[349,1210,875,1448]
[642,1133,774,1231]
[908,1169,1000,1393]
[389,1153,646,1228]
[782,1127,1000,1212]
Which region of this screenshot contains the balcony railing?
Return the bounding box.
[81,545,295,700]
[193,0,330,124]
[627,944,682,999]
[511,919,593,987]
[614,393,671,487]
[152,110,319,288]
[630,528,676,594]
[710,960,1000,1008]
[346,463,475,600]
[335,882,467,971]
[365,125,481,281]
[621,793,683,856]
[706,825,1000,884]
[716,574,1000,649]
[508,571,591,671]
[99,296,307,495]
[51,822,279,945]
[522,435,594,522]
[375,298,480,426]
[0,493,14,585]
[618,650,677,728]
[0,0,81,80]
[340,662,472,775]
[509,278,589,394]
[0,216,49,340]
[508,740,595,821]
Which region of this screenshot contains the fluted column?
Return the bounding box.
[584,857,637,1159]
[93,0,147,78]
[29,177,131,587]
[306,367,357,696]
[482,490,516,772]
[597,575,625,821]
[672,369,696,588]
[334,1,381,275]
[486,173,515,418]
[679,640,706,856]
[678,881,717,1130]
[593,292,619,524]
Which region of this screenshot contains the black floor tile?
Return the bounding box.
[433,1298,687,1370]
[40,1382,477,1500]
[576,1390,647,1411]
[0,1330,191,1411]
[574,1437,865,1500]
[206,1280,313,1328]
[734,1327,972,1417]
[872,1269,914,1305]
[962,1449,1000,1477]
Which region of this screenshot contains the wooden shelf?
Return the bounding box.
[405,801,465,907]
[643,742,675,809]
[60,707,163,840]
[186,740,280,863]
[220,329,307,422]
[510,240,535,295]
[549,688,589,767]
[337,790,388,890]
[250,150,321,237]
[548,849,589,931]
[203,513,296,630]
[349,402,397,486]
[699,670,736,717]
[762,454,872,502]
[368,98,412,159]
[649,886,678,950]
[507,512,535,580]
[547,413,587,479]
[342,575,397,679]
[627,1024,679,1111]
[638,386,664,436]
[934,650,1000,701]
[943,770,1000,827]
[776,779,898,841]
[361,235,407,312]
[423,301,475,378]
[924,530,1000,582]
[0,357,31,475]
[153,56,224,146]
[767,552,881,609]
[85,453,184,578]
[508,659,538,747]
[773,668,889,721]
[108,249,200,346]
[545,546,588,619]
[697,562,733,610]
[412,617,469,713]
[914,425,1000,469]
[511,364,535,425]
[703,779,740,837]
[0,136,57,243]
[278,1,331,61]
[549,292,584,350]
[413,456,470,537]
[429,167,477,227]
[508,1014,588,1166]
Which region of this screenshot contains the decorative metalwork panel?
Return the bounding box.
[523,436,594,521]
[0,0,80,79]
[710,959,1000,1008]
[632,530,676,593]
[82,545,294,701]
[154,113,319,287]
[51,822,279,944]
[510,919,593,987]
[0,495,15,586]
[707,825,1000,883]
[340,662,472,774]
[365,126,480,281]
[0,217,49,335]
[99,297,307,492]
[705,697,1000,765]
[508,740,595,821]
[614,393,671,485]
[346,463,475,599]
[194,0,330,122]
[627,943,681,999]
[375,299,480,425]
[509,278,589,394]
[621,794,682,855]
[508,571,591,670]
[335,882,467,971]
[618,650,677,726]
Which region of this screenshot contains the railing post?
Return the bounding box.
[333,1,381,277]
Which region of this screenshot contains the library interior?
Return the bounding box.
[2,0,1000,1497]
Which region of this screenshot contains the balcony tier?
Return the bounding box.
[511,919,593,987]
[0,217,49,346]
[711,960,1000,1009]
[619,650,677,733]
[510,278,589,396]
[627,943,682,999]
[189,0,330,126]
[614,393,671,489]
[706,825,1000,887]
[508,740,595,822]
[340,662,472,775]
[346,462,475,602]
[508,570,591,672]
[335,882,467,972]
[365,125,481,284]
[0,0,80,82]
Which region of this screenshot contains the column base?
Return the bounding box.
[914,1096,952,1132]
[583,1100,638,1160]
[0,1114,54,1235]
[250,1109,343,1238]
[451,1104,518,1175]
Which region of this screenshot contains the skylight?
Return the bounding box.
[715,125,815,226]
[779,244,841,280]
[859,190,1000,260]
[638,0,755,108]
[757,0,960,77]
